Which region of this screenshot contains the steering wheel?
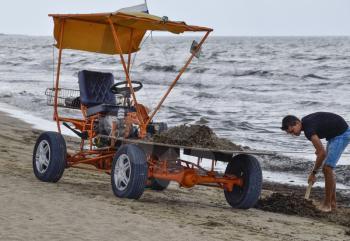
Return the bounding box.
[110,81,143,96]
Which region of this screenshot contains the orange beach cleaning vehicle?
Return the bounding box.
[33,7,263,209]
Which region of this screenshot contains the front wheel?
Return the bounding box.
[32,131,66,182]
[111,144,148,199]
[224,154,262,209]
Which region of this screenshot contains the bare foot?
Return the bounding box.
[318,204,332,213]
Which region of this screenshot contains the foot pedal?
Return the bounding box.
[63,122,88,140]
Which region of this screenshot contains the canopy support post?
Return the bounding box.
[145,30,211,126]
[127,29,134,73]
[108,18,144,128]
[53,19,65,133]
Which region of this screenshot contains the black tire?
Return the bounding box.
[32,131,66,182]
[146,178,170,191]
[224,154,262,209]
[111,144,148,199]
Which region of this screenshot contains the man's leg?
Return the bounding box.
[332,179,336,210]
[320,131,349,212]
[321,165,335,212]
[325,143,337,209]
[328,128,350,210]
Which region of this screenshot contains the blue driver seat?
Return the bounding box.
[78,70,120,116]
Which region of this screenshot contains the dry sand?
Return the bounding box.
[0,111,349,241]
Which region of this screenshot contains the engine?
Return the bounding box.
[94,108,128,147]
[98,115,126,138]
[94,108,168,147]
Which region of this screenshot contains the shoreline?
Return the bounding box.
[0,110,349,240]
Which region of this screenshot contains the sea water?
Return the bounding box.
[0,34,349,187]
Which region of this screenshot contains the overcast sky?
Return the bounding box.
[0,0,349,36]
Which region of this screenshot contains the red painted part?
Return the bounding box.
[147,158,243,191]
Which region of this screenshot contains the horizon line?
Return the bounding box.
[1,32,350,38]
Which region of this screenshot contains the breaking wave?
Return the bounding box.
[220,70,273,77]
[143,64,177,72]
[302,74,329,80]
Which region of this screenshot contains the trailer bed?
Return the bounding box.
[116,138,275,162]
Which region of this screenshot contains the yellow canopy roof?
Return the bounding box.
[49,11,212,55]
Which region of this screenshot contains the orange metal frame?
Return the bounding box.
[51,18,243,191]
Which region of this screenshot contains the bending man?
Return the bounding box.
[281,112,350,212]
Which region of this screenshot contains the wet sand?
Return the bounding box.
[0,111,349,241]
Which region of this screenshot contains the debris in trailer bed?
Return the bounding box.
[151,124,244,151]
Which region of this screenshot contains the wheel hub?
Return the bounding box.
[35,140,51,174]
[114,154,131,191]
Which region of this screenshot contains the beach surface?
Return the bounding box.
[0,111,349,241]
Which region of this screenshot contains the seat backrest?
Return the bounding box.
[78,70,116,107]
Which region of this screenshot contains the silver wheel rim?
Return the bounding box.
[35,140,51,174]
[114,154,131,191]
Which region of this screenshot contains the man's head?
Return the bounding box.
[281,115,302,136]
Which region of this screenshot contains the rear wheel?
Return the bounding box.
[224,154,262,209]
[32,131,66,182]
[111,144,148,199]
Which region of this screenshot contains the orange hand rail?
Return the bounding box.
[108,18,144,127]
[53,19,65,133]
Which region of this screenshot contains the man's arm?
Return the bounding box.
[310,134,327,172]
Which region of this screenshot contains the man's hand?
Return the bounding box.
[308,172,316,184]
[309,134,326,184]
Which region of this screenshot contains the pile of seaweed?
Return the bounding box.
[152,125,243,151]
[256,192,350,227]
[256,193,322,217]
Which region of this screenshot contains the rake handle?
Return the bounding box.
[304,182,313,200]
